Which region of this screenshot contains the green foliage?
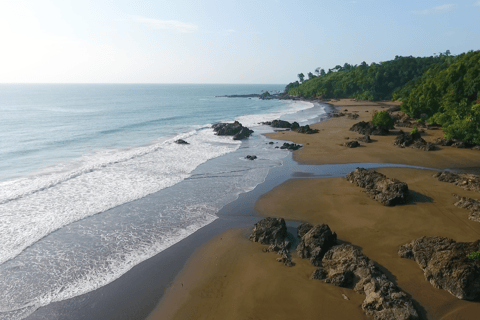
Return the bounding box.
[467,250,480,261]
[370,110,395,128]
[285,54,447,100]
[411,126,419,135]
[399,50,480,144]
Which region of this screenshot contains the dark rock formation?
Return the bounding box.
[245,155,257,160]
[297,222,314,238]
[297,224,337,266]
[280,143,302,151]
[473,145,480,151]
[329,112,345,118]
[174,139,189,145]
[357,135,372,143]
[394,130,435,151]
[212,121,254,140]
[399,236,480,300]
[344,141,360,148]
[261,119,300,130]
[347,113,359,120]
[411,139,436,151]
[452,141,467,148]
[346,168,409,206]
[296,124,319,134]
[453,194,480,222]
[433,171,480,193]
[350,121,389,136]
[249,217,287,245]
[313,244,419,320]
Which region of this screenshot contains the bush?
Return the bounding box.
[370,110,395,128]
[411,126,419,135]
[467,250,480,260]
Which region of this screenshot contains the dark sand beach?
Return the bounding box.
[148,99,480,320]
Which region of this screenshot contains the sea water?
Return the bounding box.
[0,84,327,320]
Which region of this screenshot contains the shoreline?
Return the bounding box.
[148,99,480,320]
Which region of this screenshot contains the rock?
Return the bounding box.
[174,139,189,145]
[297,224,337,266]
[296,125,319,134]
[280,143,302,151]
[452,141,467,148]
[472,145,480,151]
[314,244,419,320]
[245,155,257,160]
[399,236,480,300]
[297,222,314,238]
[212,121,254,140]
[291,122,300,130]
[263,119,292,128]
[249,217,287,245]
[453,194,480,222]
[344,141,360,148]
[433,171,480,193]
[349,121,389,136]
[268,142,274,144]
[357,135,372,143]
[393,130,435,151]
[411,139,436,151]
[330,112,345,118]
[346,168,409,206]
[347,113,359,119]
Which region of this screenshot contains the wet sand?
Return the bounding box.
[149,99,480,320]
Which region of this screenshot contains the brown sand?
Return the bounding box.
[148,99,480,320]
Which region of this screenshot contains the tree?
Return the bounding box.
[308,72,316,80]
[298,73,305,83]
[315,67,322,76]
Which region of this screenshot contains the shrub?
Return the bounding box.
[370,110,395,128]
[467,250,480,260]
[411,126,419,135]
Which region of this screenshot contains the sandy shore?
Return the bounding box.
[148,99,480,320]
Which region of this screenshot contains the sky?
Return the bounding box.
[0,0,479,84]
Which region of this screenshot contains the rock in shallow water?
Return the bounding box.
[346,168,409,206]
[399,236,480,300]
[211,121,254,140]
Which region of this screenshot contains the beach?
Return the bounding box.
[148,99,480,320]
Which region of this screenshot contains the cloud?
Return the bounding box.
[133,16,198,33]
[413,4,455,15]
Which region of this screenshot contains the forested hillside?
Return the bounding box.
[286,54,450,100]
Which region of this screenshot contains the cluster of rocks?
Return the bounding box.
[212,121,254,140]
[399,236,480,300]
[453,194,480,222]
[278,143,302,151]
[296,223,337,266]
[349,121,390,136]
[393,130,436,151]
[314,244,419,320]
[262,120,319,134]
[346,168,409,206]
[433,171,480,193]
[344,141,360,148]
[296,124,319,134]
[356,135,372,143]
[329,112,359,119]
[245,155,257,160]
[434,138,480,150]
[249,217,293,267]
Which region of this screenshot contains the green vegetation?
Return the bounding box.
[370,110,394,128]
[411,126,419,135]
[286,54,449,100]
[467,249,480,261]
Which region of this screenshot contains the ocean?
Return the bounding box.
[0,84,328,320]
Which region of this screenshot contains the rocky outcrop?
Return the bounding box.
[357,135,372,143]
[212,121,254,140]
[344,141,360,148]
[297,222,313,238]
[174,139,189,145]
[280,143,302,151]
[346,168,409,206]
[433,171,480,193]
[453,194,480,222]
[394,131,435,151]
[296,124,319,134]
[250,217,287,245]
[399,236,480,300]
[347,113,359,120]
[313,244,419,320]
[297,224,337,266]
[245,155,257,160]
[350,121,389,136]
[411,139,436,151]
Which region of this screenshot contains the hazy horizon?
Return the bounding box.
[1,0,479,84]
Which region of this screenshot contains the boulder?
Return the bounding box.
[357,135,372,143]
[245,155,257,160]
[411,139,436,151]
[313,244,419,320]
[453,194,480,222]
[296,124,319,134]
[393,130,427,149]
[346,168,409,206]
[399,236,480,300]
[212,121,254,140]
[280,143,302,151]
[347,113,359,120]
[249,217,287,245]
[297,222,314,238]
[350,121,389,136]
[297,224,337,266]
[433,171,480,193]
[174,139,189,145]
[344,141,360,148]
